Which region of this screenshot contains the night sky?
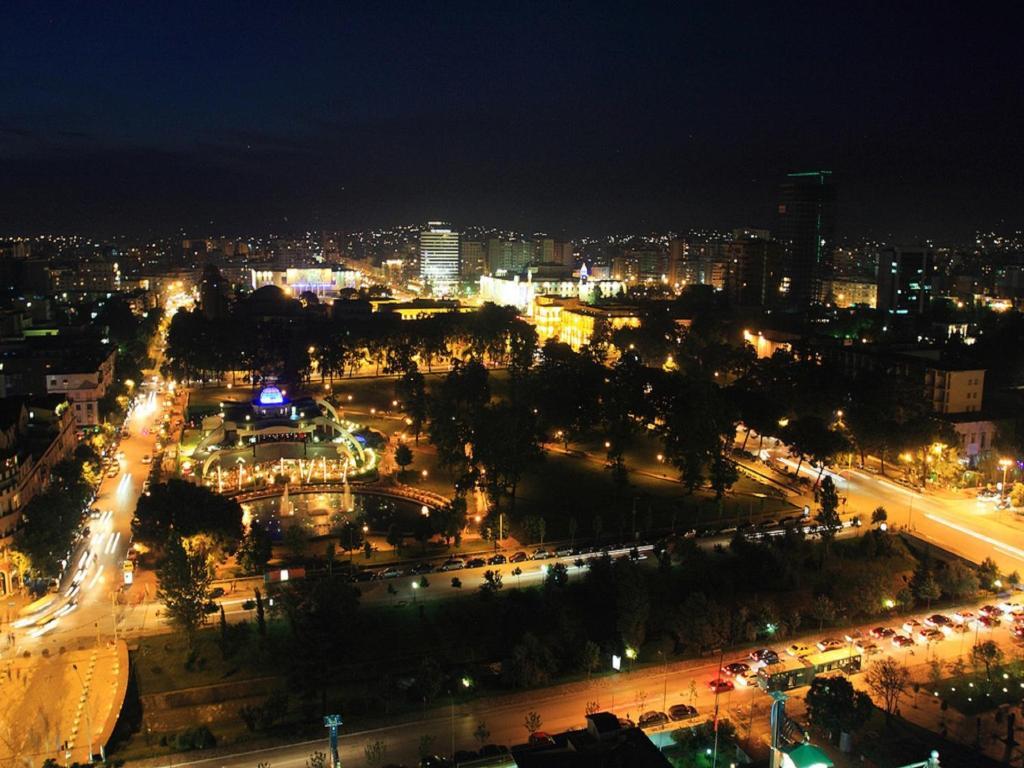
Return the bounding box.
[2,2,1021,240]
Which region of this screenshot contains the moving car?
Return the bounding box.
[722,662,750,676]
[816,638,844,652]
[749,648,780,665]
[708,678,735,693]
[918,628,944,643]
[141,454,152,464]
[891,634,914,648]
[787,643,814,658]
[870,626,896,639]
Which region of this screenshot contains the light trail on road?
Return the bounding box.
[924,512,1024,563]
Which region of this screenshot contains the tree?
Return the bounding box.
[473,722,490,746]
[865,658,910,720]
[134,479,243,547]
[545,562,569,589]
[871,506,888,526]
[523,711,543,736]
[810,595,837,630]
[978,557,1002,590]
[395,443,413,474]
[972,640,1004,681]
[363,740,387,767]
[815,476,842,554]
[805,676,873,739]
[218,605,228,658]
[504,633,556,688]
[475,401,544,512]
[580,640,601,680]
[936,560,978,599]
[156,535,212,648]
[480,569,503,598]
[337,521,363,561]
[254,587,267,637]
[283,525,308,559]
[237,522,273,575]
[386,523,403,553]
[914,571,941,609]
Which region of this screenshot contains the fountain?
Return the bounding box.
[341,461,353,512]
[280,482,294,516]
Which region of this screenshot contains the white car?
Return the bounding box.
[141,454,152,464]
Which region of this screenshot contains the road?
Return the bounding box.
[132,590,1024,768]
[746,429,1024,575]
[10,343,173,653]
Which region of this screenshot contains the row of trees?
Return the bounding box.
[13,446,97,578]
[163,300,536,387]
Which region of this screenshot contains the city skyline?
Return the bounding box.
[2,3,1022,240]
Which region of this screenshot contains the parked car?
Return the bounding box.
[638,711,670,729]
[787,643,814,657]
[980,605,1005,617]
[532,548,553,560]
[668,704,698,721]
[953,610,975,624]
[924,614,953,631]
[440,559,465,571]
[555,547,573,557]
[891,634,914,648]
[527,732,555,746]
[509,551,529,563]
[465,558,486,569]
[854,640,880,655]
[411,562,435,575]
[919,628,944,643]
[380,567,404,579]
[487,554,507,565]
[901,619,923,635]
[816,638,844,652]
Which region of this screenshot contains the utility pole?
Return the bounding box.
[712,647,724,768]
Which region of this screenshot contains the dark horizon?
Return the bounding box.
[2,3,1022,242]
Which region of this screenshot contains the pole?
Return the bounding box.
[712,647,724,768]
[450,695,455,758]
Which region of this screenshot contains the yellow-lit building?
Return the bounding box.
[540,301,634,352]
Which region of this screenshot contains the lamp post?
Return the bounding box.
[999,458,1013,498]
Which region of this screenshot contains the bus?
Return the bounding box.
[758,647,862,691]
[12,595,58,627]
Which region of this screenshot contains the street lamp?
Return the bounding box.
[999,458,1013,497]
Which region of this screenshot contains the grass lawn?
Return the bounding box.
[932,670,1024,715]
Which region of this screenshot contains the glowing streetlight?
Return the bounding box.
[421,505,430,517]
[421,469,429,478]
[604,441,612,449]
[999,458,1013,495]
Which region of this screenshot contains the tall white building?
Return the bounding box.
[419,222,460,290]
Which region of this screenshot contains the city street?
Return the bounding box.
[754,433,1024,574]
[130,592,1024,768]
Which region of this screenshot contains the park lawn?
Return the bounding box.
[502,450,796,543]
[933,670,1024,715]
[133,623,285,695]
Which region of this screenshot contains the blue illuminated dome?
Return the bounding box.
[257,386,286,406]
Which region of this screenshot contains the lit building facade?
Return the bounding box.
[478,266,625,315]
[419,222,460,289]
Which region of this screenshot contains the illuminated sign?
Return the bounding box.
[258,386,285,405]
